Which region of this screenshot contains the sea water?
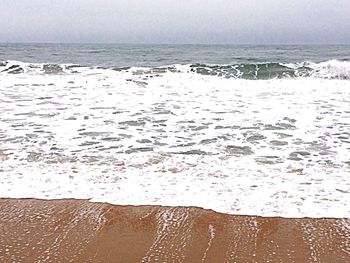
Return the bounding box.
[0,44,350,218]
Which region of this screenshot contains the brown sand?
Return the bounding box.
[0,199,349,262]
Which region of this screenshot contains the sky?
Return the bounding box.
[1,0,350,44]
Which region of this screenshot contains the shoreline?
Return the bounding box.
[1,199,349,262]
[2,197,350,220]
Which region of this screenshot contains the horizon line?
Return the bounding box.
[0,41,350,46]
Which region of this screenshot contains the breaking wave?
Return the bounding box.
[1,59,350,80]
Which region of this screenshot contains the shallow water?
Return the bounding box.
[1,200,350,262]
[0,45,350,218]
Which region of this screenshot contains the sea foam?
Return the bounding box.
[0,62,349,218]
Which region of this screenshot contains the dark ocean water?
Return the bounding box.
[1,43,349,67]
[1,44,350,79]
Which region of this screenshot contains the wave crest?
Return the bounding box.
[1,59,349,80]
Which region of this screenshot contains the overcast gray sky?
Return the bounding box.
[1,0,349,44]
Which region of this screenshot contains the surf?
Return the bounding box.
[1,59,350,80]
[0,64,349,218]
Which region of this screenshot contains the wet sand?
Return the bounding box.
[0,199,349,262]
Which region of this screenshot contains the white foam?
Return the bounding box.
[309,60,350,79]
[0,68,350,218]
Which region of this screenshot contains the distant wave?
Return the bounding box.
[1,59,349,80]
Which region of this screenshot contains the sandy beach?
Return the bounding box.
[0,199,349,262]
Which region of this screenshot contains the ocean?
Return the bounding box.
[0,44,349,218]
